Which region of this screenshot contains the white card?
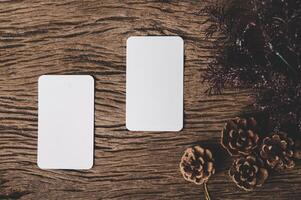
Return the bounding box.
[126,36,184,131]
[38,75,94,169]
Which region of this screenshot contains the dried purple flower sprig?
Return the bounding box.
[202,0,301,134]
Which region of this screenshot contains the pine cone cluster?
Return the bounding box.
[221,117,259,156]
[260,132,295,171]
[179,145,215,185]
[179,116,299,193]
[229,155,268,191]
[221,117,297,191]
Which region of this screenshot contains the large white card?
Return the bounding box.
[38,75,94,169]
[126,36,184,131]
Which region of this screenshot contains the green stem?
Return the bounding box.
[203,182,211,200]
[275,51,297,74]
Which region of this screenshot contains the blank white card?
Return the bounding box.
[126,36,184,131]
[38,75,94,169]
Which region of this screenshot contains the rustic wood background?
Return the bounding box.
[0,0,300,199]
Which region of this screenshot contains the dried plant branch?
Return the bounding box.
[202,0,301,135]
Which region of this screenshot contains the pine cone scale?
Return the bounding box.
[256,168,268,186]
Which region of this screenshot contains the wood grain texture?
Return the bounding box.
[0,0,300,199]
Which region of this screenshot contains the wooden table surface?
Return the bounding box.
[0,1,300,199]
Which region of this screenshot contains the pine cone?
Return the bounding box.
[221,117,259,156]
[260,132,295,171]
[229,155,268,191]
[179,146,215,185]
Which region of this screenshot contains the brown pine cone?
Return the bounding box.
[229,155,268,191]
[179,145,215,185]
[260,132,295,171]
[221,117,259,156]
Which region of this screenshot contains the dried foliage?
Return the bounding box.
[202,0,301,134]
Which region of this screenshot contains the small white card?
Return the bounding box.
[126,36,184,131]
[38,75,94,169]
